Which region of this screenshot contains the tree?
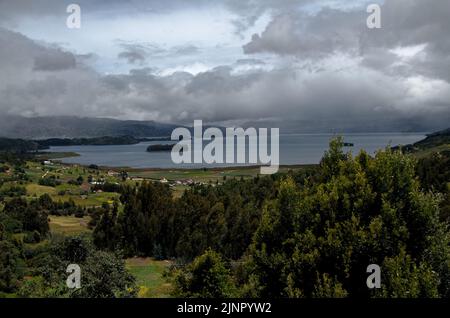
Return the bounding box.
[93,203,117,250]
[174,249,235,298]
[376,249,439,298]
[21,235,138,298]
[74,250,138,298]
[0,239,23,292]
[3,198,49,236]
[243,139,450,298]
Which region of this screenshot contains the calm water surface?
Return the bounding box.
[48,133,426,169]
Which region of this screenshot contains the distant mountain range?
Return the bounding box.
[0,136,172,153]
[240,118,446,134]
[0,115,447,139]
[0,115,179,139]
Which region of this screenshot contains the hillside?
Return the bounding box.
[414,128,450,149]
[0,115,179,139]
[34,136,142,147]
[0,138,44,152]
[394,128,450,157]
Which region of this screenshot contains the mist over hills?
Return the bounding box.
[0,115,445,139]
[241,118,445,134]
[0,115,179,139]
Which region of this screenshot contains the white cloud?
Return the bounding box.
[390,44,428,59]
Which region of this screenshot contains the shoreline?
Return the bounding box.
[37,151,316,173]
[39,131,430,172]
[49,156,317,173]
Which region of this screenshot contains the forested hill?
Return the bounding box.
[0,115,179,138]
[414,128,450,149]
[34,136,142,147]
[393,127,450,154]
[0,136,145,152]
[0,138,45,153]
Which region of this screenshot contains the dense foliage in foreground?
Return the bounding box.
[1,137,449,298]
[0,230,137,297]
[239,140,449,298]
[93,139,450,298]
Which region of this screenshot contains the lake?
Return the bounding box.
[48,133,426,169]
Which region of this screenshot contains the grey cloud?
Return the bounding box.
[0,27,101,116]
[243,0,450,84]
[243,9,364,57]
[173,45,199,56]
[0,22,449,132]
[359,0,450,81]
[101,75,131,92]
[236,59,266,65]
[118,50,146,65]
[225,0,374,35]
[129,67,156,76]
[0,0,65,22]
[360,48,399,71]
[0,0,361,34]
[116,42,200,65]
[360,0,450,53]
[185,66,261,95]
[0,0,213,24]
[33,49,76,71]
[225,0,314,32]
[410,50,450,82]
[117,43,150,64]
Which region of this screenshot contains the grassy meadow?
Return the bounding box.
[125,258,173,298]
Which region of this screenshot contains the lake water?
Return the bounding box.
[48,133,426,169]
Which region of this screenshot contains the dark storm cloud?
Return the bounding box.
[33,49,76,71]
[0,27,100,116]
[359,0,450,81]
[0,0,449,132]
[360,0,450,53]
[1,24,449,130]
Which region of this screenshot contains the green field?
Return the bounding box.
[26,184,57,196]
[53,192,119,207]
[125,258,173,298]
[128,165,311,183]
[4,158,313,204]
[49,215,91,235]
[34,152,80,160]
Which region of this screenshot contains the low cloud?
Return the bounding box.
[0,0,449,133]
[1,25,448,131]
[33,49,77,71]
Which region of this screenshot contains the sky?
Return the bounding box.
[0,0,449,131]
